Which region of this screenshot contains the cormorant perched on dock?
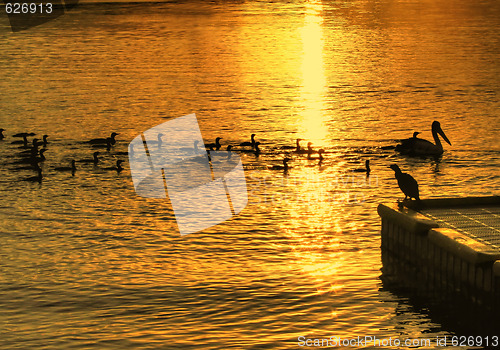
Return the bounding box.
[389,164,420,201]
[395,121,451,156]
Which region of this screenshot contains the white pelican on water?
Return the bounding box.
[396,121,451,156]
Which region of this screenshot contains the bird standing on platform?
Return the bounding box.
[389,164,420,201]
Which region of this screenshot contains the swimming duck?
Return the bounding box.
[80,151,100,165]
[91,138,112,151]
[305,142,317,158]
[19,143,39,156]
[306,149,326,167]
[89,132,119,145]
[290,139,306,153]
[238,142,261,155]
[0,128,4,140]
[270,157,291,171]
[389,164,420,201]
[11,135,28,146]
[206,137,223,151]
[104,160,124,173]
[13,149,47,165]
[55,160,76,175]
[23,167,43,183]
[396,121,451,156]
[180,140,202,155]
[35,135,48,147]
[254,142,261,155]
[353,160,371,174]
[144,133,163,149]
[282,138,303,152]
[240,134,257,148]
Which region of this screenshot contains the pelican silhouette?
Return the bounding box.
[396,121,451,156]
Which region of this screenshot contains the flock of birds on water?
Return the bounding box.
[0,120,452,202]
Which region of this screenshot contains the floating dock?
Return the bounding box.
[378,196,500,313]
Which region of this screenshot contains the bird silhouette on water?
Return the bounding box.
[395,121,451,156]
[353,160,371,174]
[104,160,124,173]
[206,137,223,151]
[91,138,112,151]
[88,132,119,145]
[389,164,420,201]
[11,135,28,146]
[270,157,291,172]
[35,135,49,147]
[55,160,77,175]
[23,166,43,183]
[240,134,257,149]
[80,151,100,165]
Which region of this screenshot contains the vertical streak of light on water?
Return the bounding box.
[299,0,328,144]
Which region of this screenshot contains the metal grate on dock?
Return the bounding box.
[421,206,500,250]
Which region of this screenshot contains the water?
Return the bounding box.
[0,0,499,348]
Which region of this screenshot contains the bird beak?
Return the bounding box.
[438,127,451,145]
